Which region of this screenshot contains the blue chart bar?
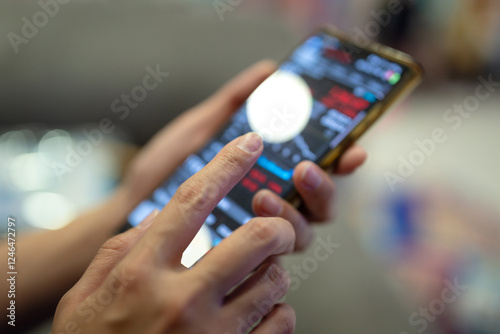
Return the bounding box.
[257,156,294,181]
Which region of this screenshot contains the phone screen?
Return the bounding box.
[127,30,413,266]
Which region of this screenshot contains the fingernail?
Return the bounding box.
[136,209,159,229]
[237,132,263,153]
[258,192,283,216]
[301,164,322,190]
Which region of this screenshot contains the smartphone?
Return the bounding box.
[122,26,422,267]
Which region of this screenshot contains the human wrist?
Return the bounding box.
[102,185,137,231]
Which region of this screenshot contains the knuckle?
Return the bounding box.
[275,306,296,334]
[172,146,248,215]
[264,264,290,295]
[100,234,130,254]
[175,180,212,211]
[116,261,150,291]
[192,270,217,292]
[247,218,295,253]
[248,218,280,246]
[160,273,210,325]
[125,260,148,279]
[218,152,244,176]
[166,294,188,315]
[163,291,199,325]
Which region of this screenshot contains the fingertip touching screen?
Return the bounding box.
[128,31,409,267]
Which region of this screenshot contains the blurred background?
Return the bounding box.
[0,0,499,333]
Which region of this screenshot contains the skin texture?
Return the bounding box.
[0,60,366,333]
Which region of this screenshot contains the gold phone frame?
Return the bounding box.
[284,25,423,205]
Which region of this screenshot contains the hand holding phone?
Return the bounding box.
[54,133,301,334]
[122,26,422,267]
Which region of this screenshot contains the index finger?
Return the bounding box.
[138,132,263,266]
